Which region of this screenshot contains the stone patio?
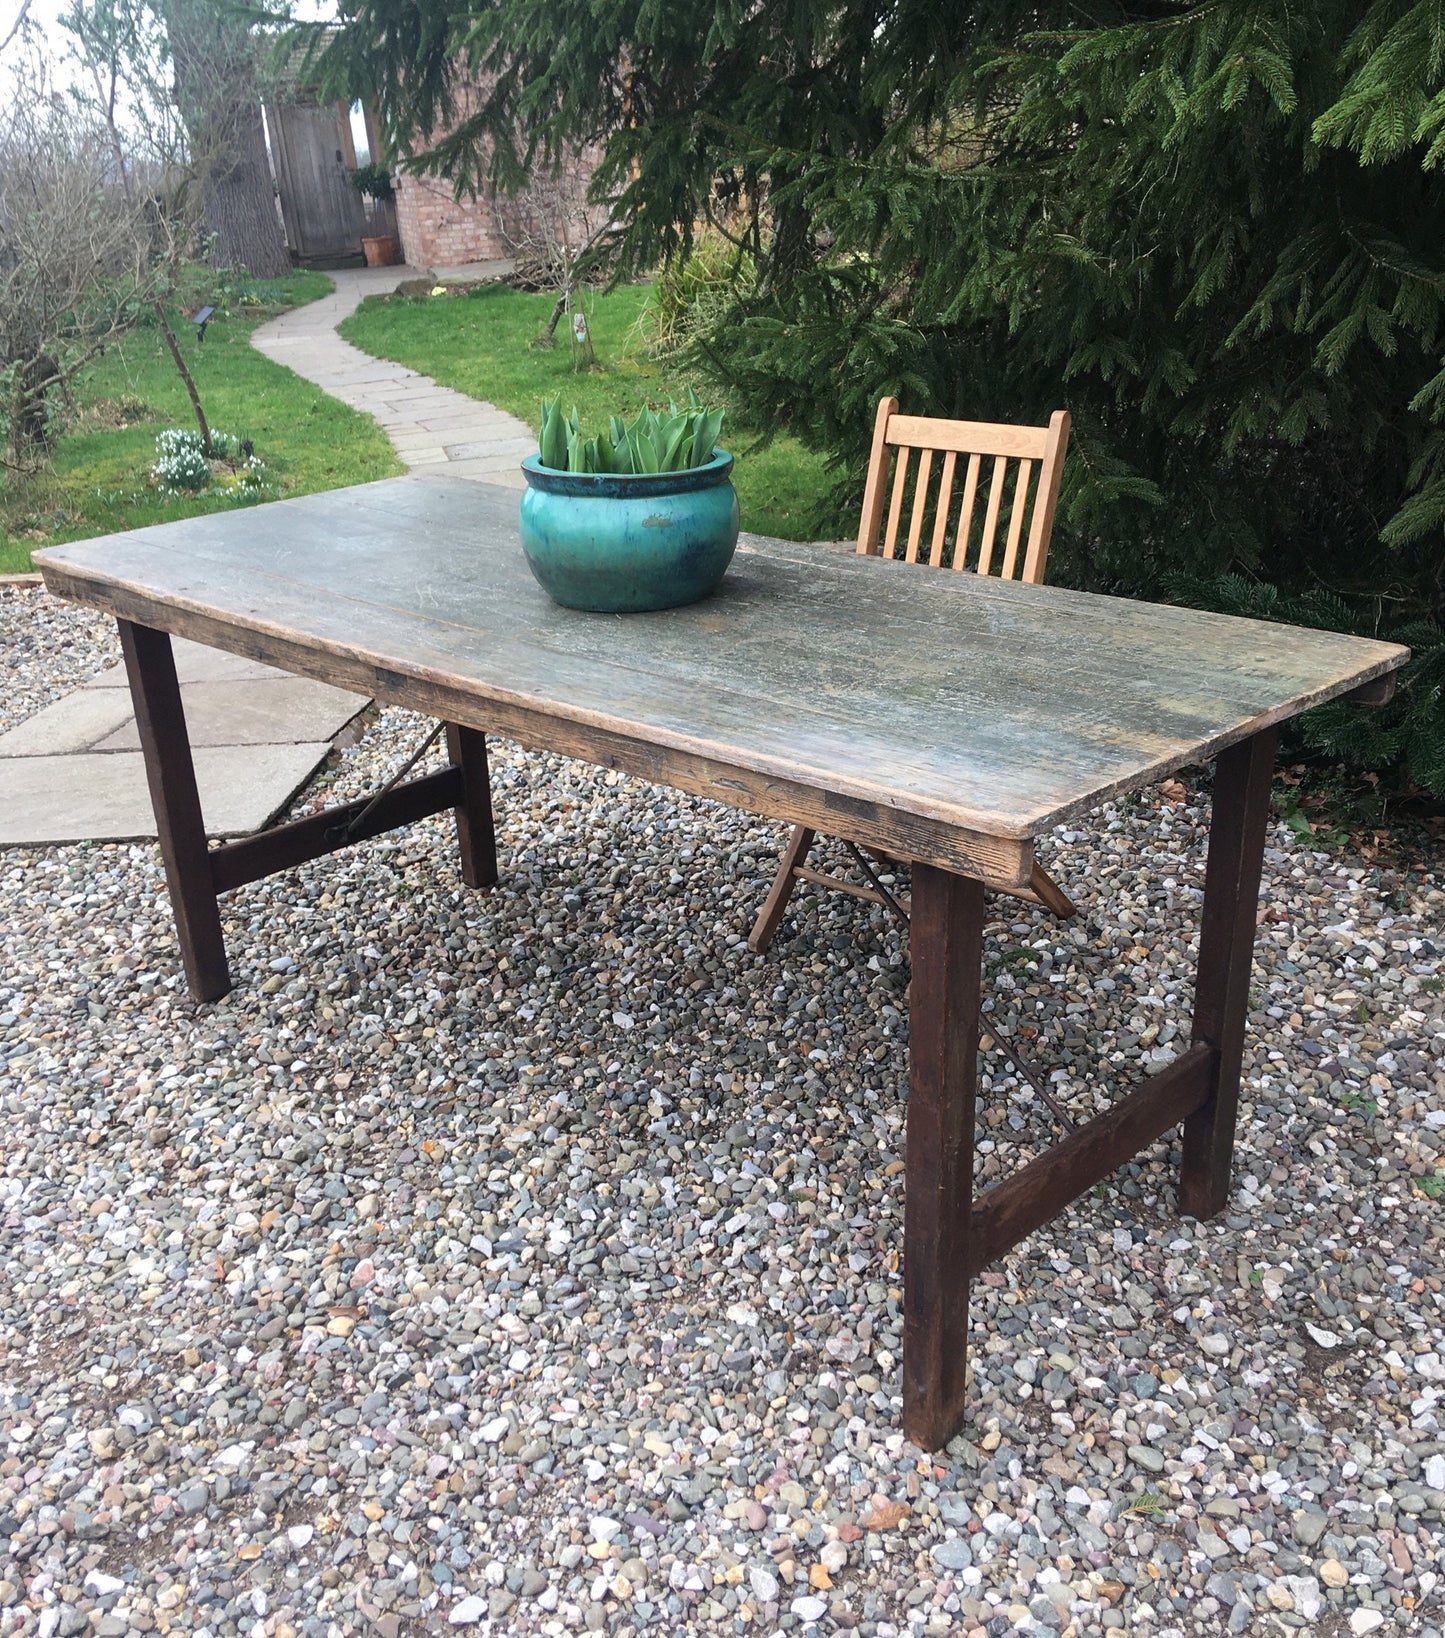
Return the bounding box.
[0,638,366,845]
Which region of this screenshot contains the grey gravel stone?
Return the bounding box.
[932,1538,973,1570]
[0,584,1442,1638]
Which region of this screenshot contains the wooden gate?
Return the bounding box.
[267,101,366,262]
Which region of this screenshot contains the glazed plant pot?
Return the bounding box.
[518,451,740,613]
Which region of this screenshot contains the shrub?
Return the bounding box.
[348,162,394,201]
[639,230,756,363]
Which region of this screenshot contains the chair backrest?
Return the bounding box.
[856,396,1070,584]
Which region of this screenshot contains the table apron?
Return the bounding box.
[55,578,1033,891]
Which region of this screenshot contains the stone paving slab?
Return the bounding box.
[93,677,364,751]
[0,688,136,758]
[445,436,537,461]
[0,743,336,845]
[437,459,528,488]
[1,637,367,843]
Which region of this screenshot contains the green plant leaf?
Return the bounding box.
[538,397,568,469]
[692,408,725,466]
[538,397,724,475]
[630,429,659,472]
[566,422,595,473]
[657,414,692,470]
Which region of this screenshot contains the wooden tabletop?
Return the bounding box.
[37,474,1407,887]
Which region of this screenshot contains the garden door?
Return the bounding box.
[267,101,366,262]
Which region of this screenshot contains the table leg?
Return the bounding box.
[118,620,231,1001]
[903,861,986,1449]
[1180,726,1277,1219]
[445,725,498,888]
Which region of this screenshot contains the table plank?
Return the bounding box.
[37,475,1407,856]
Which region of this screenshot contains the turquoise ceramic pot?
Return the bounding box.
[519,451,740,613]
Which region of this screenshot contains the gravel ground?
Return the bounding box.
[2,583,1444,1638]
[0,586,116,736]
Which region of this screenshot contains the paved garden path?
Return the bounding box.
[2,265,536,846]
[250,264,534,487]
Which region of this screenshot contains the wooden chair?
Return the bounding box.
[747,395,1077,955]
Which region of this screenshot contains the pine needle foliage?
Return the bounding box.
[304,0,1445,796]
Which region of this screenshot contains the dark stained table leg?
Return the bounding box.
[118,620,231,1001]
[903,861,986,1449]
[1180,725,1278,1219]
[445,724,498,888]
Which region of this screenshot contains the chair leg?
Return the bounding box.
[748,824,816,954]
[1030,860,1076,919]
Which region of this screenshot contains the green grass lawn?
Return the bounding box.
[340,281,846,541]
[0,271,403,574]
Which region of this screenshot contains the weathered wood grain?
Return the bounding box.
[36,477,1393,1457]
[903,863,985,1449]
[118,621,231,999]
[1342,674,1397,706]
[209,764,463,893]
[746,823,817,953]
[37,475,1408,860]
[749,388,1082,946]
[1180,727,1278,1218]
[967,1044,1214,1276]
[445,724,498,889]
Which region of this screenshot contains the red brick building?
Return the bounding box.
[393,170,516,267]
[383,83,606,271]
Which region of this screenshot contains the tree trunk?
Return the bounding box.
[200,99,289,277]
[538,285,570,348]
[161,0,290,280]
[9,352,59,465]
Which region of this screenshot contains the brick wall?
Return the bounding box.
[393,173,517,269]
[390,82,607,272]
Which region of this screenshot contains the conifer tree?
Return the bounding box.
[310,0,1445,795]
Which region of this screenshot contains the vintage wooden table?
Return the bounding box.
[36,474,1408,1450]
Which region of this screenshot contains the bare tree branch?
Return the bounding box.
[0,44,186,466]
[486,153,615,348]
[0,0,34,59]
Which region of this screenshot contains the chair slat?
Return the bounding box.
[884,446,912,559]
[953,454,982,571]
[889,414,1050,460]
[905,449,933,563]
[931,450,957,565]
[976,455,1009,576]
[999,458,1034,580]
